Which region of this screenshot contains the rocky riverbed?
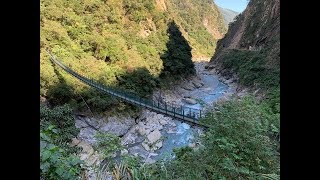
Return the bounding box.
[72,61,248,179]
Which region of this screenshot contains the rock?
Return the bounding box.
[145,158,156,164]
[70,138,80,147]
[181,83,195,91]
[204,65,214,70]
[225,78,235,84]
[78,127,98,145]
[192,79,204,88]
[145,121,163,131]
[75,119,89,128]
[167,120,177,127]
[78,141,95,161]
[99,116,135,136]
[154,141,163,149]
[148,152,159,157]
[138,126,147,136]
[121,149,128,156]
[147,130,161,144]
[183,98,197,105]
[142,142,150,151]
[188,143,196,148]
[128,145,149,159]
[86,153,100,166]
[167,127,177,133]
[159,118,168,125]
[121,131,138,146]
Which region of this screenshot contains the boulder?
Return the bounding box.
[99,116,135,136]
[147,130,161,144]
[70,138,81,147]
[75,119,89,129]
[78,141,95,161]
[78,127,98,145]
[183,98,197,105]
[192,79,204,88]
[128,145,149,159]
[181,83,195,91]
[188,143,196,148]
[121,131,138,146]
[167,120,177,127]
[159,118,168,125]
[138,126,147,136]
[167,127,177,134]
[142,142,150,151]
[154,141,163,149]
[145,158,156,164]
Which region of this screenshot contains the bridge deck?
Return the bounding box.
[46,51,209,128]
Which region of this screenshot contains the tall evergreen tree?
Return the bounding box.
[161,21,195,77]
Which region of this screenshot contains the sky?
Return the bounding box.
[214,0,249,13]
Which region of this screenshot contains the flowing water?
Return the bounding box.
[154,69,235,161]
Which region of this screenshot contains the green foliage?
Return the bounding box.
[40,125,83,179]
[92,96,279,179]
[40,104,83,179]
[40,104,79,150]
[161,21,195,77]
[41,0,226,112]
[117,67,160,97]
[166,0,227,57]
[143,96,280,179]
[220,49,280,112]
[94,132,123,158]
[47,82,75,106]
[97,157,155,180]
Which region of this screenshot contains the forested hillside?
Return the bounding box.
[40,0,226,111]
[217,6,239,27]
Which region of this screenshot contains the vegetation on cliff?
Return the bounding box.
[212,0,280,113]
[40,0,225,112]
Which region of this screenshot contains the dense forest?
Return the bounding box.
[40,0,226,111]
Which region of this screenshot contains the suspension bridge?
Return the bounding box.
[46,50,209,128]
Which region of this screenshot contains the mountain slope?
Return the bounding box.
[217,6,239,27]
[210,0,280,112]
[40,0,226,110]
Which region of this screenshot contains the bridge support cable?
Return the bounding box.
[44,50,209,128]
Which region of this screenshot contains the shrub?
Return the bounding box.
[40,124,83,179]
[94,132,123,158]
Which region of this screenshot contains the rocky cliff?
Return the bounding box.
[209,0,280,111]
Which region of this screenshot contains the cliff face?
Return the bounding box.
[209,0,280,112]
[212,0,280,65]
[215,0,279,49]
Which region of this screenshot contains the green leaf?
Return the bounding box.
[55,167,64,176]
[41,150,51,161]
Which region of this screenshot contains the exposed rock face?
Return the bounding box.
[70,138,104,180]
[78,127,98,145]
[209,0,280,97]
[99,116,135,136]
[211,0,280,64]
[75,115,135,145]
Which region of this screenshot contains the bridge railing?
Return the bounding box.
[46,50,204,123]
